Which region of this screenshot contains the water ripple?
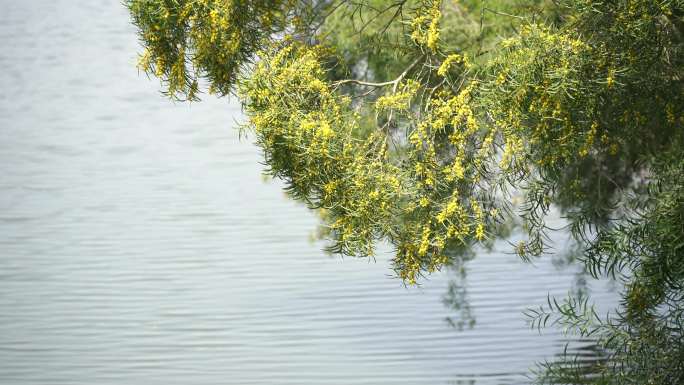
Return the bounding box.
[0,1,616,384]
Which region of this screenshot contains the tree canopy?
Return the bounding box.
[128,0,683,383]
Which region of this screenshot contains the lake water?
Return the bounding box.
[0,1,615,384]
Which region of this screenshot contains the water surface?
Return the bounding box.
[0,1,614,384]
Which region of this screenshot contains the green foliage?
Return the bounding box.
[127,0,295,99]
[128,0,684,383]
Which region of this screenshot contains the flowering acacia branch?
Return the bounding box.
[129,1,684,380]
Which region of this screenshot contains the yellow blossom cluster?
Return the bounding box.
[239,43,409,258]
[128,0,294,99]
[437,54,467,77]
[410,1,442,52]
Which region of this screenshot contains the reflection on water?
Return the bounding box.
[443,276,476,332]
[0,1,615,384]
[533,339,611,384]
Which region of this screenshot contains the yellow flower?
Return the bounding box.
[606,69,616,88]
[376,92,411,111]
[475,223,485,240]
[496,72,507,85]
[437,54,461,77]
[418,226,432,256]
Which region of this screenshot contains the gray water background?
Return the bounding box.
[0,1,616,384]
